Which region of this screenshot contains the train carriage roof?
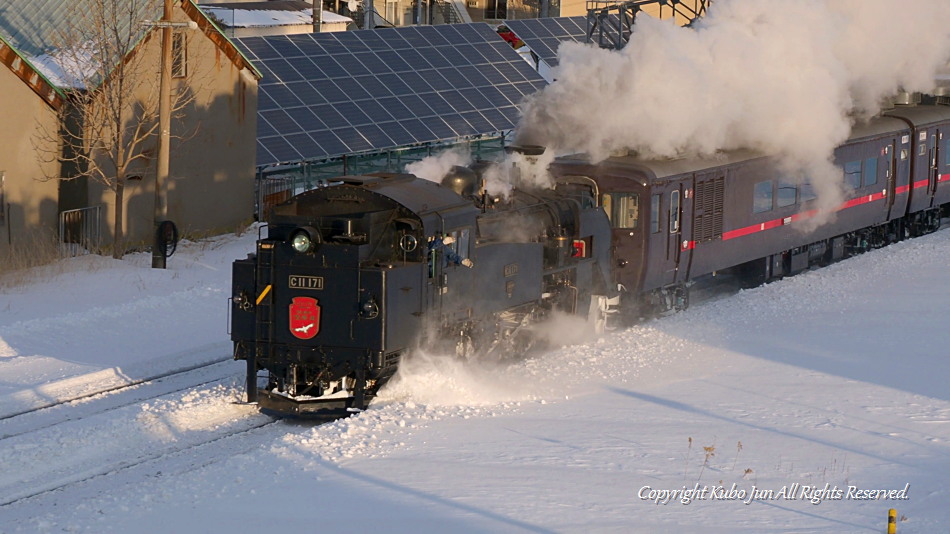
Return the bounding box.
[883,104,950,127]
[557,112,921,183]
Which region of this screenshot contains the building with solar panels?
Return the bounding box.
[505,2,708,81]
[235,22,548,218]
[0,0,260,262]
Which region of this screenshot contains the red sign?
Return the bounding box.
[289,297,320,339]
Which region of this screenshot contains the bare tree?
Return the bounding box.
[33,0,198,258]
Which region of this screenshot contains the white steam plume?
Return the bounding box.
[404,146,472,183]
[479,148,558,197]
[516,0,950,222]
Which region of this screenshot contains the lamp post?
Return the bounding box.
[313,0,323,33]
[143,0,196,268]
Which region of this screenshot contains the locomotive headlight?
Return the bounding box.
[291,232,312,253]
[361,298,379,319]
[290,226,320,254]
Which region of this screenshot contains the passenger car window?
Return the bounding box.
[844,161,862,189]
[753,181,773,213]
[602,193,639,229]
[777,180,797,208]
[863,157,878,187]
[669,191,680,233]
[800,181,817,202]
[650,194,660,233]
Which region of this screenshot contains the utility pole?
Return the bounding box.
[365,0,374,29]
[152,0,173,269]
[143,0,195,268]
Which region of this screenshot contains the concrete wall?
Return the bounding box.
[85,5,258,252]
[0,65,62,258]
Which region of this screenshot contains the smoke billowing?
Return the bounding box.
[516,0,950,220]
[404,146,472,183]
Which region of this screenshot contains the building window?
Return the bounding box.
[602,193,639,229]
[650,194,660,233]
[172,32,187,78]
[844,160,861,189]
[485,0,506,19]
[863,157,878,187]
[753,180,772,213]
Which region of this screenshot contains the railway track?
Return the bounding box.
[0,346,242,442]
[0,342,277,510]
[0,417,279,508]
[0,342,234,422]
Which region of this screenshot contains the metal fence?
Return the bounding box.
[59,205,102,256]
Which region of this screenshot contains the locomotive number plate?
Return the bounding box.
[503,263,519,277]
[289,275,324,290]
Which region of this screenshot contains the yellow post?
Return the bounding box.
[887,509,897,534]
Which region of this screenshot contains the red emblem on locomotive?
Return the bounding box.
[289,297,320,339]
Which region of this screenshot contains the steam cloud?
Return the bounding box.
[404,146,472,183]
[516,0,950,222]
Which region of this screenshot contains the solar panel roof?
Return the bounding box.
[236,23,547,167]
[505,15,624,68]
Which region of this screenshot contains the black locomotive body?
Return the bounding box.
[231,170,614,415]
[232,104,950,416]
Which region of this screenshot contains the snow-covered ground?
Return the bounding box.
[1,226,947,533]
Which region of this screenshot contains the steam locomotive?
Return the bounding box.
[231,101,950,416]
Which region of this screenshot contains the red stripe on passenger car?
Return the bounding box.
[913,178,930,189]
[719,191,886,242]
[939,173,950,183]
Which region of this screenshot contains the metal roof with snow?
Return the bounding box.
[0,0,260,96]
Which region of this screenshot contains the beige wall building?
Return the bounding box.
[0,42,64,259]
[0,0,261,264]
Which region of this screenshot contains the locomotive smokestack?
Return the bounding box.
[503,145,554,190]
[505,144,547,159]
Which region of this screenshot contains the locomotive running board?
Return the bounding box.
[257,389,370,419]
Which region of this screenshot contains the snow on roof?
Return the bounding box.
[200,6,352,28]
[28,41,100,90]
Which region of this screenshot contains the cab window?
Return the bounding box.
[602,193,639,229]
[448,228,470,260]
